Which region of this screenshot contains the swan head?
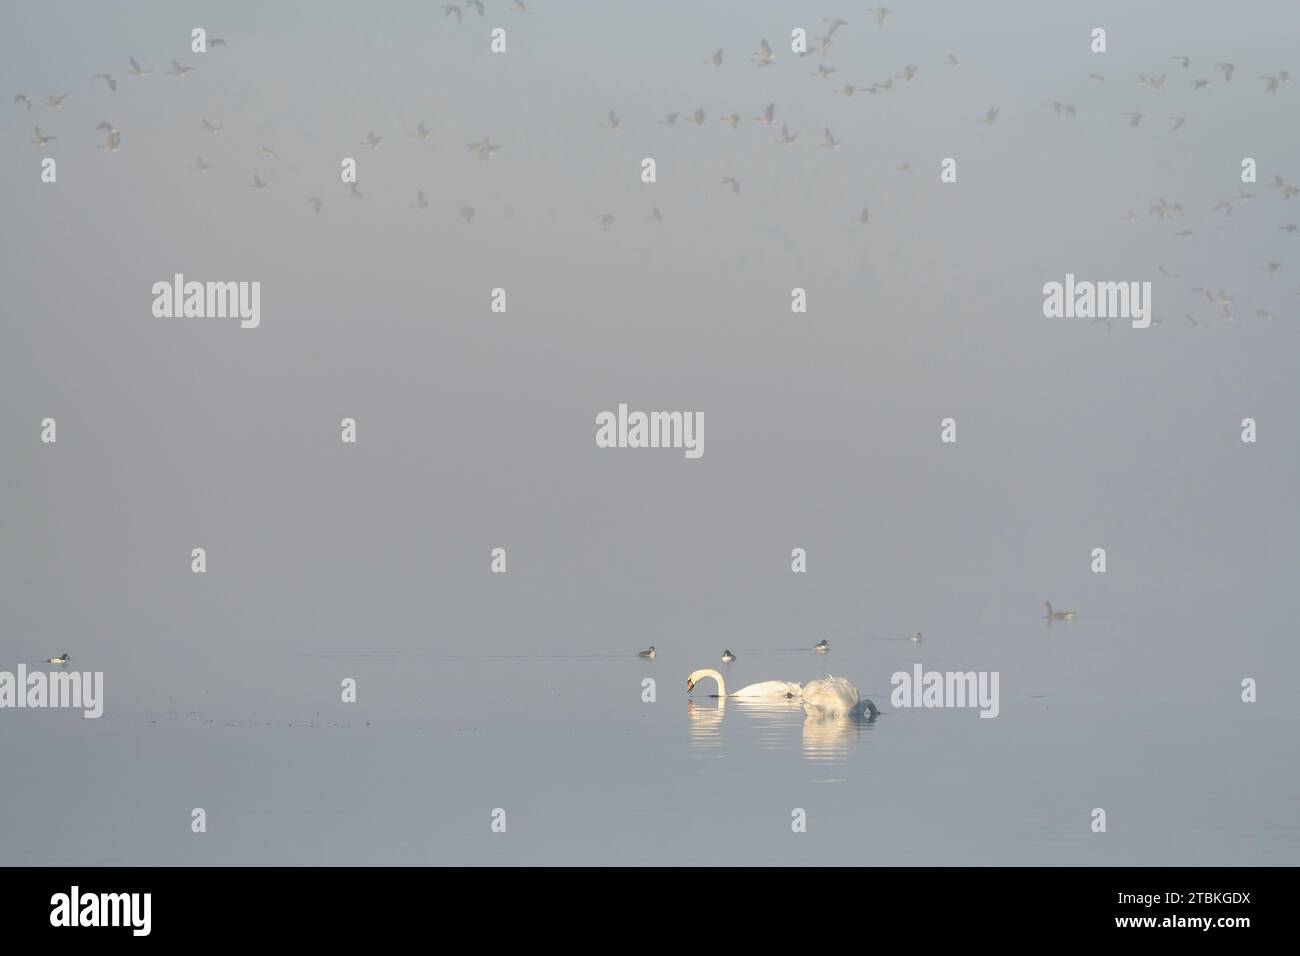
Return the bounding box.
[686,669,718,694]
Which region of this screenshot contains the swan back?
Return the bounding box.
[801,675,866,716]
[732,679,803,699]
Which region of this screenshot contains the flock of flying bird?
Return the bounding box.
[10,6,1296,325]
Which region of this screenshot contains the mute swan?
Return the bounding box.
[687,668,801,700]
[638,646,656,659]
[802,676,879,717]
[721,650,735,663]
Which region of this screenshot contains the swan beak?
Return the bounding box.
[686,679,695,693]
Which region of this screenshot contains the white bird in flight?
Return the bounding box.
[46,94,67,109]
[128,57,152,77]
[600,109,620,130]
[167,60,196,78]
[720,176,741,195]
[93,73,117,92]
[362,131,382,149]
[755,102,776,125]
[752,38,776,67]
[821,127,840,149]
[14,94,32,110]
[1043,601,1075,621]
[193,157,214,173]
[775,124,798,145]
[704,48,723,68]
[30,126,55,146]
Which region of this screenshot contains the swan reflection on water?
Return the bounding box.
[687,695,877,765]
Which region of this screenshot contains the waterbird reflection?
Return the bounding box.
[687,697,876,766]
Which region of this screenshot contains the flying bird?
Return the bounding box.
[46,94,67,109]
[868,6,891,27]
[1169,114,1186,131]
[1171,56,1191,68]
[1122,111,1144,127]
[128,57,151,77]
[349,182,365,200]
[93,73,117,92]
[457,205,475,221]
[193,157,215,172]
[704,48,723,67]
[1189,78,1210,90]
[442,5,462,20]
[412,122,432,140]
[13,94,31,110]
[249,174,267,189]
[167,60,195,77]
[752,38,776,67]
[306,196,323,214]
[30,126,55,146]
[720,176,741,195]
[201,118,223,133]
[1216,62,1235,82]
[854,207,870,224]
[775,124,798,145]
[257,145,278,158]
[362,131,382,148]
[720,113,740,129]
[821,127,840,149]
[755,102,776,125]
[945,54,961,67]
[412,190,430,210]
[648,206,662,221]
[978,107,999,124]
[600,109,620,130]
[687,108,705,126]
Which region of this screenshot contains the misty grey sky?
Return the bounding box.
[2,1,1298,864]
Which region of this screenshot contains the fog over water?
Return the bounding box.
[2,0,1298,864]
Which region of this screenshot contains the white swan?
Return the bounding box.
[688,668,878,717]
[687,668,801,700]
[801,676,878,717]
